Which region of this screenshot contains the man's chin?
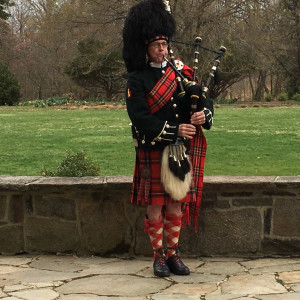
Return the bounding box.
[155,58,164,64]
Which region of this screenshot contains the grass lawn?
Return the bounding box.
[0,105,299,176]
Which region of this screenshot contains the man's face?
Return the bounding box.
[147,39,169,64]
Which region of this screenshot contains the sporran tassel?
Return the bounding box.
[161,143,193,201]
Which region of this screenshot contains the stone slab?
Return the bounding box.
[9,288,59,300]
[0,176,41,191]
[152,294,200,300]
[181,208,262,255]
[29,255,88,272]
[0,225,24,254]
[4,284,35,292]
[169,273,226,284]
[249,263,300,275]
[27,177,106,191]
[55,275,172,296]
[196,261,246,275]
[0,195,6,219]
[25,216,79,253]
[78,195,131,255]
[275,176,300,186]
[258,293,300,300]
[221,274,287,294]
[79,259,152,276]
[60,296,147,300]
[261,238,300,255]
[0,269,82,284]
[278,271,300,284]
[273,199,300,237]
[0,290,7,297]
[34,195,76,220]
[241,258,300,269]
[0,266,25,275]
[0,278,19,288]
[290,283,300,292]
[0,256,32,266]
[205,296,249,300]
[162,282,217,295]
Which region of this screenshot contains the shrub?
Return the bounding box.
[214,98,237,104]
[292,93,300,102]
[42,151,101,177]
[264,92,272,102]
[277,92,288,102]
[0,63,21,106]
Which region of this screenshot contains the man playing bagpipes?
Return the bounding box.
[122,0,214,277]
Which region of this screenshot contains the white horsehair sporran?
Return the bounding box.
[161,142,192,201]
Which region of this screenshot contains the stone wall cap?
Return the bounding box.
[32,176,107,184]
[0,176,41,191]
[203,176,277,184]
[0,176,298,191]
[275,176,300,186]
[105,176,132,184]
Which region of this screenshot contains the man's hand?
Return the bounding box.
[190,111,206,125]
[178,124,196,139]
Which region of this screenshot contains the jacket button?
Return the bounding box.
[173,103,177,108]
[175,114,179,118]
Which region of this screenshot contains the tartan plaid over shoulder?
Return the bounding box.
[146,66,176,114]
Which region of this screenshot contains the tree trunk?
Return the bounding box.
[248,74,255,100]
[254,70,267,101]
[38,85,42,100]
[273,74,283,97]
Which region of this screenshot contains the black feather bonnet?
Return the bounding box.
[122,0,176,73]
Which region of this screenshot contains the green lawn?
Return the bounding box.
[0,106,299,176]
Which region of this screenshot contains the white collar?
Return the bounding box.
[149,61,167,68]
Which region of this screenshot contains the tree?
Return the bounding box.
[4,0,300,101]
[0,0,13,20]
[277,0,300,96]
[0,62,21,105]
[65,39,125,99]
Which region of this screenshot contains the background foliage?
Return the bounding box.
[0,0,298,102]
[0,62,20,105]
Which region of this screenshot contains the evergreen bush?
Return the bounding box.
[277,92,288,102]
[264,92,272,102]
[292,93,300,102]
[42,151,101,177]
[0,63,21,106]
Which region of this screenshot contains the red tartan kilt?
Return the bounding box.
[130,148,196,206]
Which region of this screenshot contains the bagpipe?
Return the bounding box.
[161,38,226,201]
[161,1,226,200]
[165,38,226,113]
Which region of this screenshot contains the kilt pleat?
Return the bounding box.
[130,149,196,206]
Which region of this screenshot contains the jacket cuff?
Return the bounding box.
[151,121,178,145]
[202,107,213,129]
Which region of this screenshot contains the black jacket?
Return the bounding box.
[126,63,213,150]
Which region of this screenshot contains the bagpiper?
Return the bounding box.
[122,0,214,277]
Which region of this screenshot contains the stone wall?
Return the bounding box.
[0,176,299,256]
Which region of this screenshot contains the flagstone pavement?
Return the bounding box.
[0,254,300,300]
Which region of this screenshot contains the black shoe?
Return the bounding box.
[153,249,170,277]
[167,254,190,275]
